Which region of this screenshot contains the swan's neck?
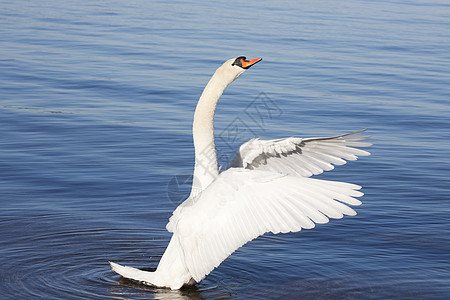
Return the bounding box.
[191,70,230,194]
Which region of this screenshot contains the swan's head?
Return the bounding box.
[218,56,262,83]
[231,56,262,70]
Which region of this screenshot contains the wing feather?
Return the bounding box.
[168,168,364,282]
[226,129,371,177]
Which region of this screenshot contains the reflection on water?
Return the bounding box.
[1,0,450,299]
[114,278,206,300]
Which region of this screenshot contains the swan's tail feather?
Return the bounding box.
[109,261,157,286]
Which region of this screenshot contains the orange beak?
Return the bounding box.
[241,57,262,69]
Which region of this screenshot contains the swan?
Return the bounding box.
[110,56,371,289]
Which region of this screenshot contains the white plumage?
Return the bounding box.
[227,130,370,176]
[110,57,370,289]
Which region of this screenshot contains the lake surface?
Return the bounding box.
[1,0,449,299]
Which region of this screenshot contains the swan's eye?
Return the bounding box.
[232,56,247,68]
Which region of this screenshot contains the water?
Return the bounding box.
[1,0,449,298]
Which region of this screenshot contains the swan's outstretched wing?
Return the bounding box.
[167,168,363,282]
[226,129,371,177]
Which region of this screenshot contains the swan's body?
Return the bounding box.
[110,57,371,289]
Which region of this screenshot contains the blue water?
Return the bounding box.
[1,0,449,299]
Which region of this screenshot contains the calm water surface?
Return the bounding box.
[1,0,449,299]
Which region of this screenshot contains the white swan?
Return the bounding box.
[110,57,371,289]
